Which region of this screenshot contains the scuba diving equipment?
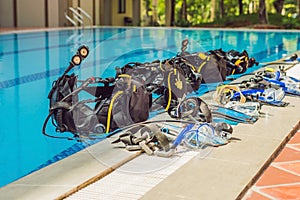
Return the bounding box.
[111,39,259,116]
[43,45,92,138]
[213,83,261,119]
[209,48,259,75]
[111,123,171,155]
[176,48,228,83]
[260,53,299,66]
[214,80,288,107]
[178,39,258,81]
[115,59,190,112]
[214,85,246,105]
[43,41,261,141]
[176,121,233,145]
[111,119,233,157]
[43,46,151,140]
[180,123,232,148]
[224,101,261,118]
[154,122,232,157]
[232,87,288,107]
[167,96,212,123]
[210,104,258,124]
[257,67,300,96]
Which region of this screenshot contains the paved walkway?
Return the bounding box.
[243,62,300,200]
[244,128,300,200]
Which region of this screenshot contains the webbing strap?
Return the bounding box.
[106,90,124,133]
[197,53,209,73]
[165,71,173,111]
[214,85,246,104]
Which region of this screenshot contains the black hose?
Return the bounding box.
[42,110,74,140]
[56,109,65,132]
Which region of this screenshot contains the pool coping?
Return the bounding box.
[0,52,300,199]
[1,26,300,35]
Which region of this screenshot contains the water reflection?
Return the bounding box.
[0,28,299,187]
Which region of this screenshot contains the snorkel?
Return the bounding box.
[260,68,300,96]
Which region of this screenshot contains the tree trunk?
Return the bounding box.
[258,0,268,24]
[152,0,158,23]
[170,0,175,26]
[238,0,243,15]
[220,0,225,18]
[249,0,255,13]
[211,0,216,21]
[273,0,284,14]
[145,0,150,17]
[182,0,187,21]
[298,0,300,17]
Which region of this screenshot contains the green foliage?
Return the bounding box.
[174,19,190,27]
[268,13,300,29]
[224,0,239,16]
[200,13,258,27]
[281,16,300,29]
[157,0,166,25]
[143,0,299,29]
[198,13,300,29]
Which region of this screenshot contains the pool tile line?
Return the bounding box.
[1,29,182,56]
[2,31,298,90]
[0,44,178,89]
[0,28,128,43]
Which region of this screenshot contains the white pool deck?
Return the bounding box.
[0,56,300,200]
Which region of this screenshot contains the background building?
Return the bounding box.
[0,0,174,28]
[0,0,142,28]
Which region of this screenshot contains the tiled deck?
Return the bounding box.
[244,129,300,200]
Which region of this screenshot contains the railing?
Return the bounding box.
[64,7,92,28]
[64,7,92,53]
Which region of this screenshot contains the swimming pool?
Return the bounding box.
[0,27,299,187]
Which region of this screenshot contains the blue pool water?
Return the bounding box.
[0,27,299,187]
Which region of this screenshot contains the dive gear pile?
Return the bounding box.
[210,56,299,125]
[209,48,259,75]
[42,40,299,158]
[111,121,233,158]
[213,67,299,109]
[43,46,151,139]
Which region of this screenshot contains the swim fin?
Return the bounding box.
[210,105,258,124]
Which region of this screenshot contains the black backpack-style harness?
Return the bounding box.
[43,41,257,140]
[209,48,259,75]
[43,46,151,140]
